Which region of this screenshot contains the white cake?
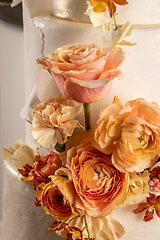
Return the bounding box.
[2,0,160,240]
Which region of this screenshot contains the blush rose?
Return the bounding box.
[37,43,124,103]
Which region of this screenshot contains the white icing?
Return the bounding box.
[3,162,63,240]
[116,0,160,25]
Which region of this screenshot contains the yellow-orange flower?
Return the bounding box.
[31,96,83,148]
[90,0,128,17]
[37,43,124,103]
[66,135,129,218]
[40,179,74,222]
[94,96,160,172]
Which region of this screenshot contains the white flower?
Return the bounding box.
[68,213,125,240]
[1,140,37,169]
[103,21,134,47]
[85,1,110,27]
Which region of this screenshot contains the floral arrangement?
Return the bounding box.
[2,1,160,240]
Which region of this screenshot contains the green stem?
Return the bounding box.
[83,103,91,131]
[0,2,11,6]
[113,13,118,31]
[55,142,66,153]
[68,215,80,225]
[83,215,90,239]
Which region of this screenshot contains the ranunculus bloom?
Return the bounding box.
[40,180,74,222]
[94,96,160,172]
[50,168,77,215]
[31,96,83,148]
[37,43,124,103]
[66,136,129,218]
[33,152,62,187]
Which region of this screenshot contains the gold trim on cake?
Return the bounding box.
[51,0,90,23]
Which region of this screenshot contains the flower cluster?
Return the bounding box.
[3,93,160,240]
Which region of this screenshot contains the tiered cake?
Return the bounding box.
[2,0,160,240]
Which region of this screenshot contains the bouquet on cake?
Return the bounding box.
[2,1,160,240]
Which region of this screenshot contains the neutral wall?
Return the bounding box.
[0,17,25,220]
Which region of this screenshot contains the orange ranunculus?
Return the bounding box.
[66,136,129,218]
[40,179,74,222]
[37,43,124,103]
[33,152,62,187]
[94,96,160,173]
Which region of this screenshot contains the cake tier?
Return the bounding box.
[3,162,63,240]
[3,1,160,240]
[23,10,160,146]
[116,0,160,25]
[23,0,160,25]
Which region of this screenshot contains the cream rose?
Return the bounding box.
[31,96,83,148]
[94,96,160,173]
[37,43,124,103]
[66,136,129,218]
[122,171,150,205]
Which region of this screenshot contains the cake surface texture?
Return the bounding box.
[2,0,160,240]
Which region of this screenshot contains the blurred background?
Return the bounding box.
[0,1,25,220]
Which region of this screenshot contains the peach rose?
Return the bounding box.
[31,96,83,148]
[37,43,124,103]
[40,178,74,222]
[94,96,160,172]
[66,136,129,218]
